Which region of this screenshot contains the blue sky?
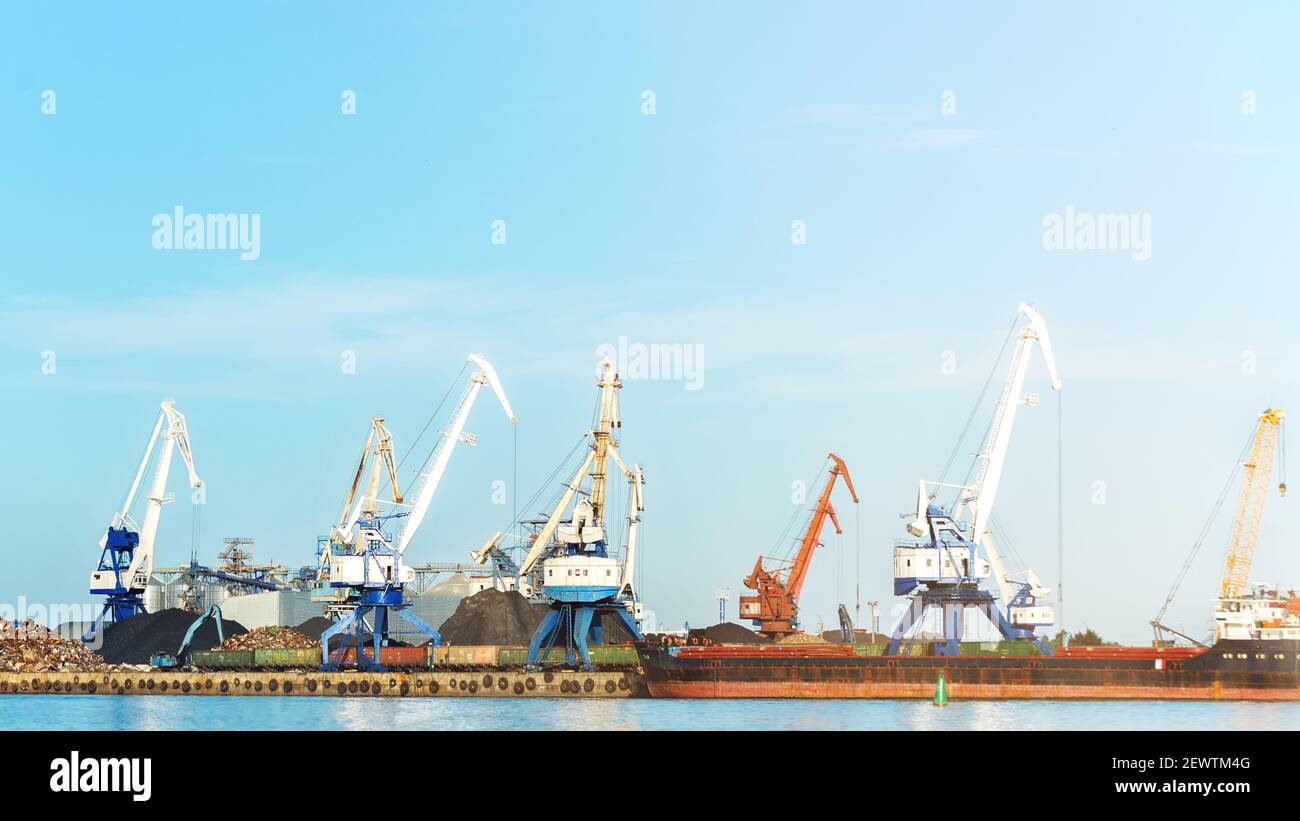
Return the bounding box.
[1,2,1297,642]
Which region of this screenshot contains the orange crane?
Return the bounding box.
[739,454,858,639]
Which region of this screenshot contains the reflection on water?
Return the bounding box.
[2,696,1299,731]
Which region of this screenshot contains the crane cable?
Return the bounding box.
[396,360,472,473]
[855,501,861,632]
[771,456,831,563]
[1153,427,1257,628]
[494,432,591,537]
[936,314,1020,495]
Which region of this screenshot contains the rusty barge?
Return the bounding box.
[636,639,1300,701]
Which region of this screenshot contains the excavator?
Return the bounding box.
[740,453,858,639]
[151,605,226,669]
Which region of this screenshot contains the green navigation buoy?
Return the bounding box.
[934,670,948,706]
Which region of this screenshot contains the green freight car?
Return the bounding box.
[436,644,640,669]
[191,646,323,670]
[587,645,638,667]
[252,647,322,669]
[191,649,255,669]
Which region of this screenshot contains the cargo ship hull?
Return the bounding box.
[636,640,1300,701]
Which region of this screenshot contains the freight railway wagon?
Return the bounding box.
[636,639,1300,700]
[188,643,641,671]
[435,644,639,669]
[193,647,324,670]
[192,646,431,670]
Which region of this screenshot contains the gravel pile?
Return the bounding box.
[0,620,110,672]
[96,609,246,665]
[221,626,316,650]
[776,632,829,645]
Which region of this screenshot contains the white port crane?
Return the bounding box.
[514,358,645,669]
[318,354,516,669]
[892,303,1060,654]
[956,301,1060,626]
[87,401,201,634]
[322,354,516,590]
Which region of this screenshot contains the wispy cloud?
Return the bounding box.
[3,273,1261,408]
[785,103,939,128]
[1179,141,1286,157]
[991,146,1094,158]
[889,128,992,151]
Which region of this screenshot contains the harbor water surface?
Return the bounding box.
[3,696,1298,731]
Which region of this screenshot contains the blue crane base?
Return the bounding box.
[85,526,146,641]
[83,595,147,642]
[527,601,642,671]
[318,591,440,672]
[887,588,1051,657]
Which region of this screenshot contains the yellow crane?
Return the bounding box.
[1152,407,1286,646]
[1219,408,1286,601]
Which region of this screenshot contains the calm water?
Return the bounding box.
[2,696,1298,730]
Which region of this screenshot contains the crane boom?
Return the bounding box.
[106,411,166,538]
[967,302,1061,543]
[396,354,516,556]
[1220,408,1286,600]
[338,418,403,531]
[740,453,858,638]
[126,401,201,589]
[619,463,644,598]
[787,454,857,600]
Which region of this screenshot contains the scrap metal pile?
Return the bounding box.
[221,625,316,651]
[0,619,110,672]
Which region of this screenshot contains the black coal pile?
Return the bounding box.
[294,616,334,642]
[439,589,552,646]
[691,622,768,645]
[95,609,247,665]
